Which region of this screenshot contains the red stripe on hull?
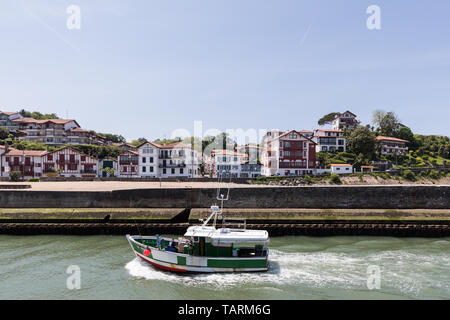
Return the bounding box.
[136,253,187,273]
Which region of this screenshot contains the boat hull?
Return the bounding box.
[127,235,269,273]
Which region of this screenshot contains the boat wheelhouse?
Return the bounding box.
[126,205,270,273]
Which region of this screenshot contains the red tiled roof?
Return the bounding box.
[0,111,20,116]
[44,146,98,159]
[13,118,80,127]
[375,136,409,143]
[5,149,47,156]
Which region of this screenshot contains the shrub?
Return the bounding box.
[402,170,416,181]
[304,175,313,185]
[419,170,428,178]
[329,174,342,184]
[429,170,441,180]
[357,173,364,182]
[26,178,40,182]
[9,171,21,182]
[46,172,58,177]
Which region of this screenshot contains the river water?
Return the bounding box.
[0,235,448,300]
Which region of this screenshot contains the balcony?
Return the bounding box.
[279,162,306,169]
[57,159,80,164]
[159,163,186,168]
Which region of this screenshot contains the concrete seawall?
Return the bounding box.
[1,222,448,237]
[0,186,449,209]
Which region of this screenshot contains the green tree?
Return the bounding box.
[0,127,9,140]
[318,112,339,126]
[378,112,401,137]
[347,126,376,160]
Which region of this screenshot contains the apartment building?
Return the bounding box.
[262,130,317,177]
[0,111,22,132]
[158,142,201,178]
[13,118,109,146]
[313,129,346,153]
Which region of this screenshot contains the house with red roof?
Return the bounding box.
[1,147,47,178]
[41,146,98,177]
[375,136,409,156]
[330,163,353,175]
[117,150,139,178]
[261,130,317,177]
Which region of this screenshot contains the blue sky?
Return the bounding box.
[1,0,449,141]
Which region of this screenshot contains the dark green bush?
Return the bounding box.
[329,174,342,184]
[402,170,416,181]
[26,178,40,182]
[9,171,21,182]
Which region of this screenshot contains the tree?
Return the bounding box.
[346,126,376,160]
[396,126,418,150]
[372,109,386,128]
[318,112,339,126]
[0,127,9,140]
[96,133,126,143]
[379,112,401,137]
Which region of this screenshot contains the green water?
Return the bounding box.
[0,235,448,300]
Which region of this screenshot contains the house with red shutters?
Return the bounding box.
[41,146,98,177]
[117,150,139,178]
[1,147,47,179]
[261,130,317,177]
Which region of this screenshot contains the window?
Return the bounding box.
[142,157,146,163]
[81,156,86,162]
[171,168,175,174]
[180,168,184,174]
[142,166,146,173]
[150,166,154,172]
[163,169,166,174]
[150,157,153,163]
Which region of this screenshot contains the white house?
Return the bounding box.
[332,111,360,131]
[138,142,160,177]
[330,164,353,175]
[211,150,244,178]
[1,148,46,179]
[313,129,346,153]
[158,142,201,178]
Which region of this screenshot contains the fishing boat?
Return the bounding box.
[126,193,270,273]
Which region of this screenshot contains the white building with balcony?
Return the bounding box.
[158,142,201,178]
[375,136,409,156]
[313,129,346,153]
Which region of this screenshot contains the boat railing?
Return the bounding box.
[222,218,246,230]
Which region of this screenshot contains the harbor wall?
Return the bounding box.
[0,186,449,209]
